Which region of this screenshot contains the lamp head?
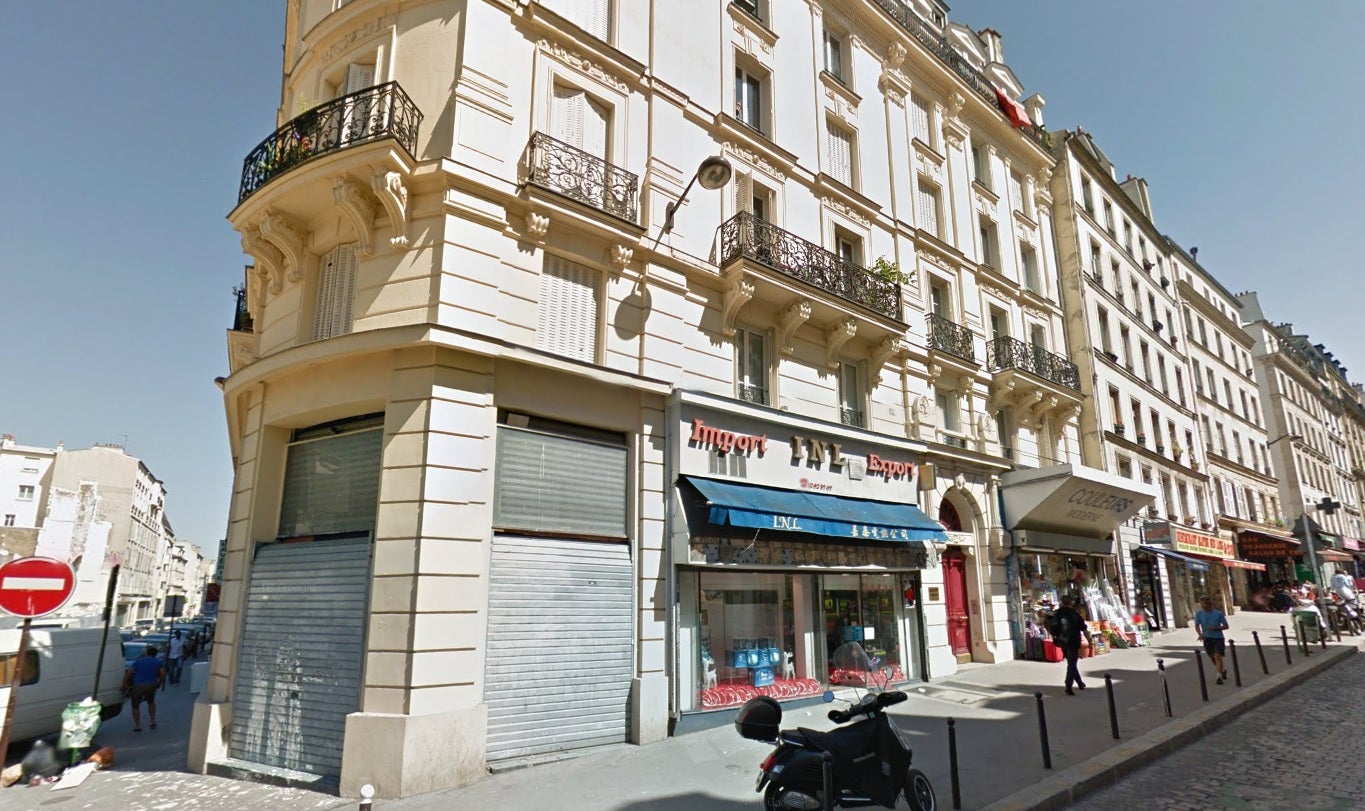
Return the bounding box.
[696,155,733,190]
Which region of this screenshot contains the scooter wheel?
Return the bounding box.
[905,768,937,811]
[763,784,811,810]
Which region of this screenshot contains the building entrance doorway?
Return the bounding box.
[942,548,971,662]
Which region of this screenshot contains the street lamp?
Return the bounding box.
[661,155,733,234]
[1267,433,1303,446]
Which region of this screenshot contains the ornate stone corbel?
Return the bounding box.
[257,210,307,285]
[241,227,286,295]
[1016,390,1045,426]
[988,378,1017,412]
[609,244,633,271]
[777,300,812,356]
[372,170,411,249]
[886,42,907,69]
[526,210,550,242]
[956,375,972,395]
[332,178,375,258]
[825,319,857,369]
[926,362,943,383]
[721,275,755,337]
[869,338,905,385]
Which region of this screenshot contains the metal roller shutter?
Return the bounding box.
[229,536,371,777]
[484,536,633,760]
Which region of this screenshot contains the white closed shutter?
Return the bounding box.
[313,244,357,341]
[582,94,609,161]
[916,180,939,237]
[910,94,931,145]
[826,122,853,187]
[734,172,754,216]
[344,63,375,95]
[583,0,610,40]
[538,254,599,362]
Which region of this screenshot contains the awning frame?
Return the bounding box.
[1136,545,1211,572]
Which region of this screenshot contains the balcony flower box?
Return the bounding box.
[1136,433,1147,445]
[1114,423,1125,436]
[1156,444,1166,455]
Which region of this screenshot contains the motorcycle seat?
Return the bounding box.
[780,729,815,747]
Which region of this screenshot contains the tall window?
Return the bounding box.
[313,243,358,341]
[1096,307,1112,353]
[1020,244,1040,293]
[989,307,1008,341]
[916,178,942,238]
[734,64,766,133]
[825,120,855,188]
[538,253,601,363]
[909,94,931,147]
[1009,170,1025,213]
[737,329,768,405]
[971,145,991,189]
[835,228,862,266]
[1103,201,1115,235]
[838,362,863,427]
[929,280,949,318]
[553,83,610,160]
[543,0,610,40]
[823,30,845,82]
[978,216,999,268]
[16,486,33,501]
[936,392,961,435]
[1090,242,1103,279]
[1081,178,1094,214]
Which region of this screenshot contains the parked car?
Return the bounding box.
[0,627,125,744]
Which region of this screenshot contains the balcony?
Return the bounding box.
[718,213,901,321]
[869,0,1050,150]
[926,313,975,363]
[238,82,422,204]
[525,132,639,223]
[987,337,1080,390]
[840,407,865,428]
[231,285,253,332]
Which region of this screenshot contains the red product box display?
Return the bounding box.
[1041,640,1064,663]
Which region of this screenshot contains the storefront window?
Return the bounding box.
[697,572,821,709]
[821,574,905,685]
[1019,554,1139,644]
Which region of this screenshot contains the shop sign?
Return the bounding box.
[1239,536,1298,559]
[789,435,846,468]
[1172,528,1233,559]
[1344,536,1362,552]
[688,419,768,456]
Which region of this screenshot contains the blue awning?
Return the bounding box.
[1138,545,1210,572]
[683,476,949,544]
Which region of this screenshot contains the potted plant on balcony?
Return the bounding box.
[1114,421,1125,436]
[870,256,910,284]
[1189,459,1200,471]
[1136,432,1147,445]
[1156,443,1166,455]
[1172,443,1184,460]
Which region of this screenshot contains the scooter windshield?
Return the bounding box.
[829,641,889,692]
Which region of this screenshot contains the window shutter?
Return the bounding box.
[734,172,754,216]
[552,84,584,148]
[910,95,931,144]
[278,425,382,538]
[826,123,852,187]
[582,94,610,160]
[314,244,357,341]
[916,180,939,236]
[1010,172,1024,211]
[345,63,375,95]
[538,254,599,363]
[494,425,627,537]
[584,0,610,40]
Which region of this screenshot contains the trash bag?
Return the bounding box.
[58,698,103,751]
[20,740,61,783]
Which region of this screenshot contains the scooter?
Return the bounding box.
[735,642,936,810]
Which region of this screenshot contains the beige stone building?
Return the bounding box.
[192,0,1148,798]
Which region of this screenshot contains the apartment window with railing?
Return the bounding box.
[736,328,769,405]
[733,0,764,22]
[979,216,999,268]
[1175,367,1185,406]
[835,229,862,266]
[989,307,1009,341]
[553,83,611,163]
[1108,387,1123,429]
[1090,242,1103,280]
[734,62,768,133]
[916,178,942,238]
[1120,325,1132,369]
[1096,307,1112,354]
[825,119,855,188]
[838,362,864,427]
[1139,341,1151,384]
[1103,201,1115,235]
[2,515,13,528]
[1020,244,1041,294]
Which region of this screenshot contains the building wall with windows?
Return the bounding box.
[0,435,58,531]
[205,0,1095,799]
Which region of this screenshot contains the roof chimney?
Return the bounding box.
[1190,246,1199,260]
[979,28,1003,63]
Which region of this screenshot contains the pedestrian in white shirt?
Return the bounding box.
[166,631,186,685]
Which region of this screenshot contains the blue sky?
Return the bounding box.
[2,3,1360,554]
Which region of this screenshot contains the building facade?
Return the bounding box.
[0,435,59,554]
[190,0,1141,798]
[1239,292,1365,582]
[1166,244,1285,606]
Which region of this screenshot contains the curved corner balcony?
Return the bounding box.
[238,82,422,204]
[718,213,901,321]
[986,336,1080,390]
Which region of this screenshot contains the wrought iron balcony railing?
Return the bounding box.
[986,335,1081,390]
[238,82,422,204]
[926,313,975,363]
[231,285,253,332]
[737,382,769,406]
[840,407,865,428]
[718,213,902,320]
[869,0,1050,150]
[525,132,639,223]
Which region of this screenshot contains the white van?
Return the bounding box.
[0,627,125,744]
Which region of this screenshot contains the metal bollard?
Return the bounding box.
[1252,630,1269,675]
[1280,625,1292,665]
[1194,649,1209,701]
[822,751,835,811]
[359,784,375,811]
[1104,673,1120,740]
[1157,658,1172,718]
[1229,639,1242,687]
[1336,617,1343,643]
[1321,617,1329,650]
[947,717,962,810]
[1034,691,1052,770]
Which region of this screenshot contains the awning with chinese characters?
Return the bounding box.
[683,476,949,544]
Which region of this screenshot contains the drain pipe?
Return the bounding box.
[664,390,681,731]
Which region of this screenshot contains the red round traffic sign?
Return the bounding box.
[0,557,76,618]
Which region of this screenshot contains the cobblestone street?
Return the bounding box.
[1071,648,1365,811]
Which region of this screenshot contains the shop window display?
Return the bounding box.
[697,572,822,709]
[821,574,906,685]
[1019,554,1144,661]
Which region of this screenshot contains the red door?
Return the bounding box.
[943,549,971,661]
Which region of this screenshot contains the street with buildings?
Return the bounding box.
[5,0,1365,809]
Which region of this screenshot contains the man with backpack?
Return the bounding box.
[1051,596,1091,695]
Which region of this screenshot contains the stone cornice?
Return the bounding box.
[1176,279,1254,349]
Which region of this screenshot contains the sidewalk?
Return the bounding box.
[0,611,1351,811]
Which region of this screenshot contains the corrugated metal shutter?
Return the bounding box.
[277,422,381,538]
[493,424,627,538]
[536,254,599,363]
[484,536,632,760]
[229,536,371,778]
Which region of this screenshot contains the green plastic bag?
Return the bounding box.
[58,698,102,751]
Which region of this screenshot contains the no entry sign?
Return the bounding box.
[0,556,76,618]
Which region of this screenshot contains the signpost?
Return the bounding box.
[0,556,77,760]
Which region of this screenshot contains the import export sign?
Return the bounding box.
[0,556,76,618]
[1172,528,1234,560]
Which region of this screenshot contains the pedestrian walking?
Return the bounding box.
[1195,596,1230,684]
[166,630,186,684]
[123,646,166,732]
[1050,596,1091,695]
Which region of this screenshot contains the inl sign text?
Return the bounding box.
[689,419,768,455]
[771,515,803,530]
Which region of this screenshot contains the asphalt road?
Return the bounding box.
[1071,650,1365,811]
